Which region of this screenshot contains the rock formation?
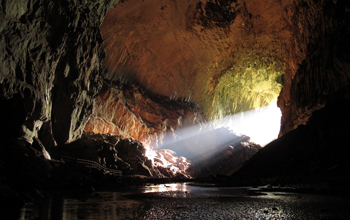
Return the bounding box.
[101,0,288,120]
[84,80,207,148]
[3,0,348,153]
[84,80,259,178]
[55,132,166,178]
[101,0,350,138]
[278,0,350,135]
[233,85,350,186]
[177,129,261,177]
[0,0,118,146]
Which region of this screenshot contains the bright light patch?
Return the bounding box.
[213,102,281,146]
[141,102,281,178]
[144,143,191,178]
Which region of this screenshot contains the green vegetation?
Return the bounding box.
[210,46,285,120]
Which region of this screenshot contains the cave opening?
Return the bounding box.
[213,101,282,147]
[93,0,287,178]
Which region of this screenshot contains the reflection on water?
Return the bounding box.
[20,192,139,220]
[143,183,189,193]
[19,183,195,220]
[142,183,254,197]
[18,183,350,220]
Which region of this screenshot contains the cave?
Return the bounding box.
[1,0,350,219]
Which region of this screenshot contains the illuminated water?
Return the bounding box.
[18,183,350,220]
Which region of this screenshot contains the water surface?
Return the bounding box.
[19,183,350,219]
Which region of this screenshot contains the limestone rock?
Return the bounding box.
[0,0,118,146]
[278,0,350,135]
[101,0,291,119]
[101,0,350,139]
[84,80,207,148]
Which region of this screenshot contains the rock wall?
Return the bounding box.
[233,85,350,186]
[101,0,292,120]
[84,80,207,149]
[0,0,118,146]
[101,0,350,137]
[278,0,350,135]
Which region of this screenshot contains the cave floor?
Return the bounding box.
[17,183,350,220]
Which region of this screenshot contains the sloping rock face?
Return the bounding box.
[101,0,289,120]
[84,80,207,148]
[188,142,261,177]
[233,85,350,187]
[159,127,262,177]
[278,0,350,135]
[0,0,118,146]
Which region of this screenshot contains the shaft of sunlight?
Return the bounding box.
[213,102,281,146]
[142,102,281,177]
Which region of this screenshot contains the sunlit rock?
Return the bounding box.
[158,126,262,177]
[84,80,207,149]
[56,132,165,178]
[101,0,350,140]
[101,0,291,120]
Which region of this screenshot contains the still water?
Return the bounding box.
[19,183,350,220]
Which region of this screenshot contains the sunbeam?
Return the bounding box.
[143,102,281,177]
[213,102,282,147]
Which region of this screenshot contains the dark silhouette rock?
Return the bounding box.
[232,86,350,188]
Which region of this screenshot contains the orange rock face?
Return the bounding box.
[84,81,207,149]
[101,0,350,138]
[101,0,293,119]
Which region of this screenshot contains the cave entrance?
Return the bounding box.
[142,100,281,177]
[99,0,286,177]
[213,102,282,147]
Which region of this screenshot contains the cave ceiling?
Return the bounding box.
[1,0,349,147]
[101,0,293,120]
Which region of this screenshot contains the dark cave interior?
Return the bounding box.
[1,0,350,214]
